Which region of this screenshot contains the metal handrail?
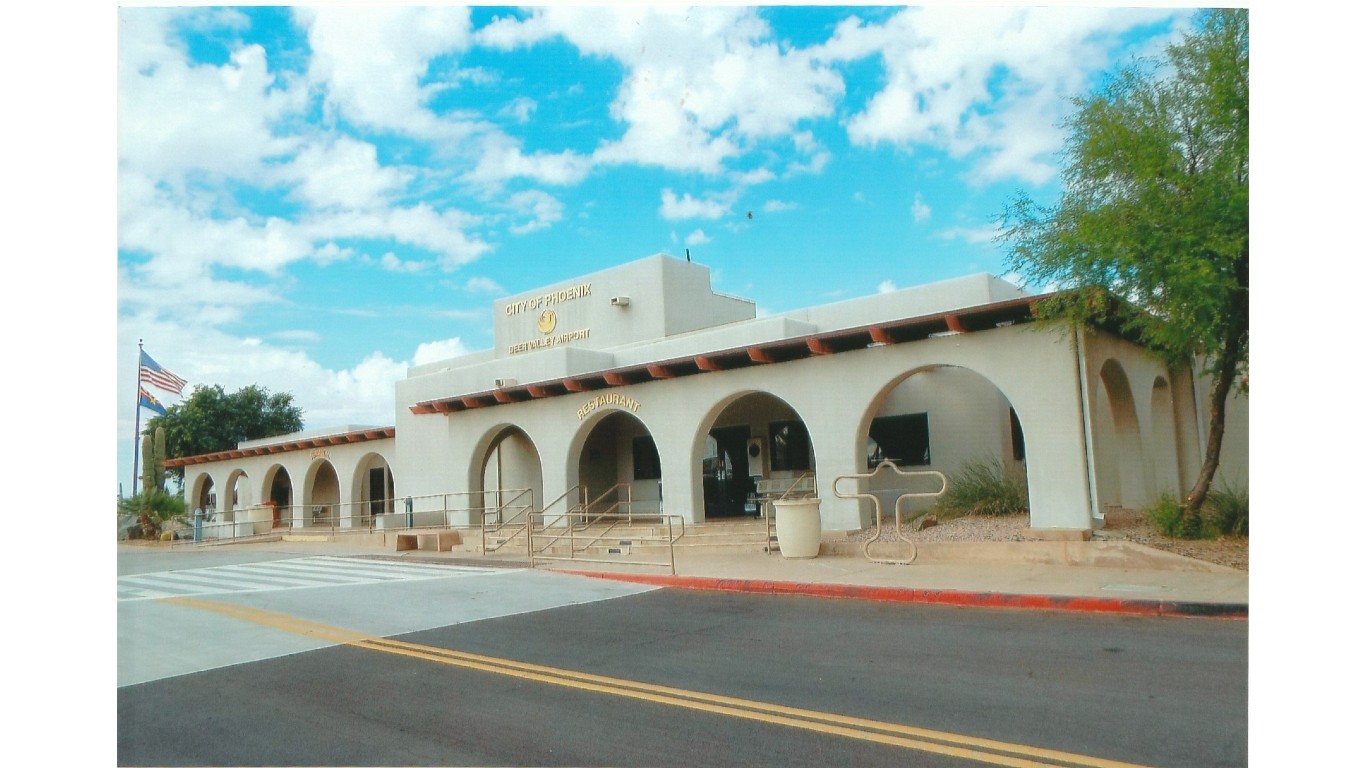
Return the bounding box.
[527,512,682,574]
[480,488,534,554]
[832,461,947,565]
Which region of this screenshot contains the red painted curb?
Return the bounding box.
[561,571,1248,620]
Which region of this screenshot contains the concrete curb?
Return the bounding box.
[562,570,1249,620]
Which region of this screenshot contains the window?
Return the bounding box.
[633,436,661,480]
[867,413,930,467]
[769,421,811,472]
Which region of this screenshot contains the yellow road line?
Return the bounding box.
[164,596,1152,768]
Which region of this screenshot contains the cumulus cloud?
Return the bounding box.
[413,337,473,366]
[819,6,1176,184]
[878,279,898,294]
[118,9,305,185]
[299,5,479,140]
[506,189,565,235]
[660,189,733,221]
[479,6,844,174]
[685,229,712,246]
[280,137,413,211]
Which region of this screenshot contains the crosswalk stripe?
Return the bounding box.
[117,557,507,602]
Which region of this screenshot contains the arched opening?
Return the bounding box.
[860,365,1029,522]
[479,426,542,524]
[1149,376,1181,497]
[264,465,293,528]
[1094,359,1145,512]
[697,392,814,520]
[305,460,341,526]
[190,474,216,520]
[352,453,395,527]
[574,410,661,517]
[226,469,249,522]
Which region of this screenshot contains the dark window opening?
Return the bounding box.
[867,413,930,467]
[633,436,661,480]
[1009,408,1026,461]
[768,420,811,472]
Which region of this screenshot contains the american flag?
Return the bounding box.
[139,350,188,395]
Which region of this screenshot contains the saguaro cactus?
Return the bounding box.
[140,427,168,495]
[153,427,167,492]
[140,434,154,495]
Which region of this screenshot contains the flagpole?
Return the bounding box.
[133,339,143,496]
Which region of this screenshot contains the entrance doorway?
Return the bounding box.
[703,425,752,518]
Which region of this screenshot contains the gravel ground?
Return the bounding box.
[844,508,1249,571]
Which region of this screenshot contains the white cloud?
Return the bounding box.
[465,276,505,294]
[118,9,305,185]
[660,189,733,221]
[506,190,565,235]
[463,134,593,187]
[823,6,1178,184]
[499,96,538,124]
[911,194,931,224]
[378,252,429,273]
[281,137,413,211]
[685,229,712,246]
[413,337,472,366]
[299,5,480,140]
[878,279,898,294]
[480,6,844,174]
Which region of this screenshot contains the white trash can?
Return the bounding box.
[772,498,822,558]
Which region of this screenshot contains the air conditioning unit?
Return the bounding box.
[745,437,766,477]
[494,378,517,388]
[610,295,631,307]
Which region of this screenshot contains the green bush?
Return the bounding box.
[934,457,1029,518]
[1145,493,1189,537]
[1145,487,1248,539]
[1205,484,1249,537]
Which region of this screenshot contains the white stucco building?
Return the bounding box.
[168,254,1248,539]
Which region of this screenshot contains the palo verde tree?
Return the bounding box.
[144,384,305,485]
[1000,9,1248,535]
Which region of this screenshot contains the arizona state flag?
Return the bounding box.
[139,386,167,416]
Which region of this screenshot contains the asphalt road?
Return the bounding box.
[117,550,1247,767]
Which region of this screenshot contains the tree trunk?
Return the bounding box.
[1182,249,1249,531]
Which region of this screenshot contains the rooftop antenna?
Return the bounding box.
[685,248,691,262]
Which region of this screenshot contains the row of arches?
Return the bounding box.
[188,452,395,529]
[182,351,1192,532]
[470,364,1031,525]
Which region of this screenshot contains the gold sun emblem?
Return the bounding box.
[537,309,557,335]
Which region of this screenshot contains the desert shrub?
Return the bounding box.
[1145,493,1187,537]
[1145,491,1248,540]
[1205,484,1249,537]
[934,457,1029,518]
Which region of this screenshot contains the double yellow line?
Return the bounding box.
[165,596,1151,768]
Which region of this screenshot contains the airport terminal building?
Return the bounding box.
[168,254,1248,538]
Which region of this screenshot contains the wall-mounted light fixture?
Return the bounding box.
[610,296,631,307]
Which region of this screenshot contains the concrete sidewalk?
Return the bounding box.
[186,535,1248,620]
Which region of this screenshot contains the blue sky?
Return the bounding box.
[114,4,1204,492]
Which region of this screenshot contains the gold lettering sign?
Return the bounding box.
[508,327,591,355]
[504,282,592,316]
[576,392,642,420]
